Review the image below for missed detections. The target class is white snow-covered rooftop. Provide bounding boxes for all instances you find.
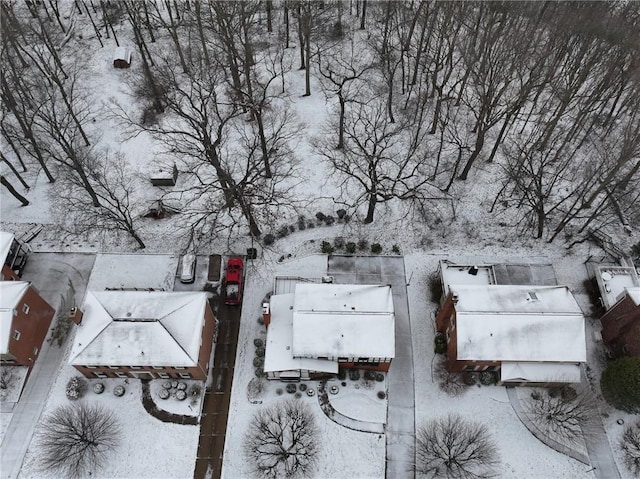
[451,285,586,363]
[292,283,395,359]
[263,293,338,375]
[0,231,14,265]
[0,281,30,355]
[440,261,495,295]
[625,287,640,306]
[594,265,640,310]
[69,291,208,367]
[451,284,584,314]
[500,362,581,383]
[113,46,131,63]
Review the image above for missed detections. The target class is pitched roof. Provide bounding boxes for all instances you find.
[0,231,14,265]
[69,291,208,367]
[0,281,30,355]
[292,283,395,359]
[451,285,586,363]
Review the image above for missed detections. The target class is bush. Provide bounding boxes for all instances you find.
[93,383,105,394]
[255,347,265,357]
[176,390,187,401]
[479,371,497,386]
[336,209,347,219]
[297,216,307,231]
[348,369,360,381]
[321,241,334,254]
[113,385,125,397]
[324,215,335,226]
[255,368,264,378]
[337,369,346,380]
[392,244,401,254]
[601,357,640,413]
[375,373,384,382]
[263,234,275,246]
[357,239,368,251]
[315,212,326,222]
[364,371,376,381]
[276,388,283,395]
[434,333,447,354]
[377,391,386,400]
[371,243,382,254]
[253,357,264,368]
[429,273,443,304]
[346,242,357,254]
[254,338,264,348]
[158,388,170,400]
[299,383,307,391]
[286,383,297,394]
[462,372,477,386]
[334,237,345,249]
[561,386,578,402]
[66,377,87,400]
[277,226,290,238]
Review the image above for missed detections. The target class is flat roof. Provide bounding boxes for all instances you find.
[70,291,208,367]
[292,283,395,359]
[501,362,581,383]
[594,265,640,310]
[263,294,338,374]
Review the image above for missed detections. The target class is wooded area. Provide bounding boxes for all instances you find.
[1,1,638,247]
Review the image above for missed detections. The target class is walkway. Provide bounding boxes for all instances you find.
[193,302,241,479]
[316,381,384,434]
[140,380,198,425]
[0,253,95,479]
[328,255,415,479]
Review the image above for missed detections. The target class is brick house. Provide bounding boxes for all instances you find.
[435,284,586,385]
[263,282,395,380]
[0,281,55,367]
[69,291,216,381]
[1,231,29,280]
[600,287,640,358]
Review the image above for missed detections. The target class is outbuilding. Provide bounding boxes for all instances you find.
[113,46,131,68]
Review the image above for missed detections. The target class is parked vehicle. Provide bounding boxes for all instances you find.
[224,257,244,305]
[179,254,197,284]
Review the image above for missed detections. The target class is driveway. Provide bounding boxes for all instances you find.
[1,253,95,479]
[328,255,415,479]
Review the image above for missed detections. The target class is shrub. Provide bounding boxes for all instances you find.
[337,369,346,380]
[254,338,264,348]
[277,226,290,238]
[346,242,357,254]
[289,225,296,233]
[66,377,87,401]
[255,347,265,358]
[371,243,382,254]
[324,215,335,226]
[343,214,351,223]
[158,388,170,400]
[375,373,384,382]
[364,371,376,381]
[295,392,302,399]
[336,209,347,219]
[462,372,477,386]
[189,384,202,397]
[434,333,447,354]
[334,237,345,249]
[286,383,297,394]
[357,239,368,251]
[113,385,125,397]
[263,234,275,246]
[255,368,264,378]
[621,420,640,476]
[176,390,187,401]
[392,244,401,254]
[276,388,283,395]
[253,357,264,368]
[479,371,497,386]
[321,241,334,254]
[315,212,326,222]
[93,383,105,394]
[297,216,307,231]
[377,391,386,400]
[429,273,443,304]
[601,357,640,413]
[348,369,360,381]
[561,386,578,402]
[299,383,307,392]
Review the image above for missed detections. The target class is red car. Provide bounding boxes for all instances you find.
[224,257,244,305]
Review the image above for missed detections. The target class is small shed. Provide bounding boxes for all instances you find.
[113,47,131,69]
[149,164,178,186]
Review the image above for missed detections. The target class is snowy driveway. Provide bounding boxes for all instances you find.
[328,255,415,479]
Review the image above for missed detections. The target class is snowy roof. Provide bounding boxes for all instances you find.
[292,283,395,359]
[0,231,14,265]
[113,47,131,63]
[0,281,30,355]
[69,291,208,367]
[594,265,640,310]
[450,285,584,315]
[440,261,495,295]
[451,285,586,363]
[625,287,640,306]
[263,294,338,374]
[500,362,581,383]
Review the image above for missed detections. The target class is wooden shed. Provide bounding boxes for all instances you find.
[113,47,131,68]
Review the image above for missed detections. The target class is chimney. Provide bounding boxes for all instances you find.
[262,302,271,328]
[69,306,83,325]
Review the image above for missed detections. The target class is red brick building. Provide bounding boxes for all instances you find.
[600,287,640,358]
[1,281,55,367]
[69,291,217,381]
[1,232,29,281]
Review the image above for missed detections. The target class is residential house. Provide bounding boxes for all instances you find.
[263,282,395,380]
[0,281,55,367]
[600,287,640,358]
[69,291,216,381]
[1,231,29,280]
[436,284,587,385]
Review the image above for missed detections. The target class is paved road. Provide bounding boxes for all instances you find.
[328,255,415,479]
[1,253,95,479]
[193,302,241,479]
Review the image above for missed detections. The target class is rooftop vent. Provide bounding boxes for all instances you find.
[526,291,539,302]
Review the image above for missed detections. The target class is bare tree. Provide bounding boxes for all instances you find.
[433,357,468,398]
[244,399,319,479]
[38,403,120,478]
[0,175,29,206]
[621,420,640,477]
[526,386,597,444]
[0,366,18,401]
[416,413,499,479]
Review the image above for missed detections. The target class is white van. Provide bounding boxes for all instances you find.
[180,254,197,283]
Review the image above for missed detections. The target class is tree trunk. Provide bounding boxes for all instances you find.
[337,94,345,149]
[297,2,305,70]
[458,126,486,180]
[304,10,311,97]
[0,154,29,189]
[360,0,367,30]
[364,191,376,223]
[0,175,29,206]
[266,0,273,32]
[195,0,210,66]
[284,3,290,48]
